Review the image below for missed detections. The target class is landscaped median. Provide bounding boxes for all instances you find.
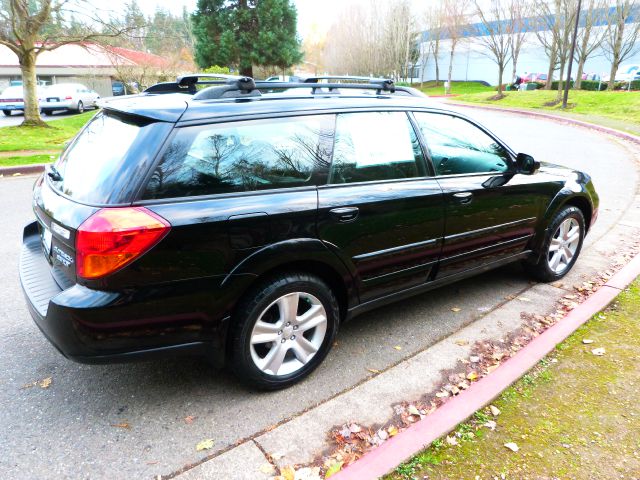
[387,279,640,480]
[0,111,96,171]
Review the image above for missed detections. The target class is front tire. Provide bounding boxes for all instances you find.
[76,101,84,113]
[230,272,339,390]
[2,110,11,116]
[524,205,585,282]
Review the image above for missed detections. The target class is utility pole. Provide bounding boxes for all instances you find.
[563,0,582,109]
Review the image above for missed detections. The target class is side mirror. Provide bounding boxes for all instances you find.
[516,153,540,175]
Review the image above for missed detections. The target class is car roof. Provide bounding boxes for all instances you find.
[101,92,442,124]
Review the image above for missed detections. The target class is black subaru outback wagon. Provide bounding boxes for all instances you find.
[20,75,598,389]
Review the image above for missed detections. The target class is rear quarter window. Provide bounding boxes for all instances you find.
[143,115,332,199]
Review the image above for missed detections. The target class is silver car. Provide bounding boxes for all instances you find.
[40,83,100,115]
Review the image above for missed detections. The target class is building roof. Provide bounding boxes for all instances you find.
[0,43,169,69]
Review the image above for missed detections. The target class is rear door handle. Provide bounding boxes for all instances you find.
[329,206,359,222]
[453,192,473,204]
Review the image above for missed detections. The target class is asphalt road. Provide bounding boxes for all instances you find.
[0,108,637,479]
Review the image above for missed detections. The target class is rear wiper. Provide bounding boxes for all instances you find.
[47,164,63,182]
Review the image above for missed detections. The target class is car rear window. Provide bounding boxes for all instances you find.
[142,115,331,199]
[52,111,169,204]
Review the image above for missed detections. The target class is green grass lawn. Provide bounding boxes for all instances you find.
[456,90,640,127]
[418,80,496,96]
[0,111,96,152]
[0,153,57,168]
[387,279,640,480]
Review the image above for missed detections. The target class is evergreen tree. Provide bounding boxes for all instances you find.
[192,0,302,77]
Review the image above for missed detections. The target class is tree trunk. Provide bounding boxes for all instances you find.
[239,65,254,78]
[575,54,586,90]
[545,47,557,90]
[446,45,455,94]
[497,64,504,96]
[556,56,566,101]
[608,60,619,90]
[434,41,440,86]
[511,56,518,86]
[20,51,46,127]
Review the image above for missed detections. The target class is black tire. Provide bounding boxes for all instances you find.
[2,110,11,116]
[229,272,339,390]
[42,110,52,116]
[76,101,84,113]
[524,205,585,282]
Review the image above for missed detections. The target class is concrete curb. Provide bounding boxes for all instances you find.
[0,163,46,176]
[333,250,640,480]
[445,101,640,147]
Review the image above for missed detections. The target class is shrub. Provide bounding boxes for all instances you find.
[550,80,575,90]
[203,65,231,74]
[580,80,607,91]
[613,80,640,91]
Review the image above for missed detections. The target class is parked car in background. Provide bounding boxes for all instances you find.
[602,64,640,82]
[111,81,126,96]
[40,83,100,115]
[522,73,548,84]
[0,85,44,116]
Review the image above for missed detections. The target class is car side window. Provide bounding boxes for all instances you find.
[328,111,425,184]
[143,116,330,199]
[413,112,510,176]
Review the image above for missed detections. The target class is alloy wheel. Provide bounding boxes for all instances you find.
[547,217,580,274]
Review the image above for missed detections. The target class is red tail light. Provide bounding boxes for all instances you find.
[76,207,171,279]
[64,96,72,100]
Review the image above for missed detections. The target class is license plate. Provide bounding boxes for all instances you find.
[47,98,59,102]
[42,226,52,256]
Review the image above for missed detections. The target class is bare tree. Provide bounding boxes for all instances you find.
[574,0,608,89]
[443,0,471,94]
[508,0,531,84]
[421,3,444,86]
[0,0,130,126]
[474,0,512,97]
[603,0,640,90]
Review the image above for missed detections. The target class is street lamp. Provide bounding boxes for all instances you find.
[563,0,582,109]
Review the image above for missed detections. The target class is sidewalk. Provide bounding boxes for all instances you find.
[388,279,640,480]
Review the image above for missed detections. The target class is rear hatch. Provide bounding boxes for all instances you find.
[34,110,174,289]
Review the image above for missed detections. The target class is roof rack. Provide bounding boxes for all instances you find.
[144,74,425,99]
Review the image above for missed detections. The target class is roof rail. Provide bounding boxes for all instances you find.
[144,74,254,95]
[301,75,391,84]
[254,80,397,95]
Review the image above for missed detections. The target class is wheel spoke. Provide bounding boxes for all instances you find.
[291,336,318,364]
[549,251,562,271]
[549,238,562,252]
[251,321,280,345]
[260,342,289,375]
[566,226,580,245]
[296,304,326,332]
[277,293,299,323]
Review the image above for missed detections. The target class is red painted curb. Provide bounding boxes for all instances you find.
[333,256,640,480]
[0,163,46,177]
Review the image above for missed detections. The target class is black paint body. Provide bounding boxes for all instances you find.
[20,94,599,366]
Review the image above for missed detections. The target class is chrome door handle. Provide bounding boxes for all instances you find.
[453,192,473,204]
[329,207,359,222]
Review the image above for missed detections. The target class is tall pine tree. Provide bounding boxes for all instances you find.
[192,0,302,77]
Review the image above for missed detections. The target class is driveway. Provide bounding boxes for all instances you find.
[0,110,83,127]
[0,108,637,479]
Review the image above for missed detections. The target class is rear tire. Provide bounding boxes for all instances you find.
[76,101,84,113]
[524,205,585,282]
[42,110,52,116]
[229,272,339,390]
[2,110,11,116]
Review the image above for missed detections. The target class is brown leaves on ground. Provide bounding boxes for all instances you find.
[111,422,131,429]
[21,377,52,389]
[195,438,214,451]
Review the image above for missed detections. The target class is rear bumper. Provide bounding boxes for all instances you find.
[19,224,231,366]
[0,104,23,111]
[40,101,74,110]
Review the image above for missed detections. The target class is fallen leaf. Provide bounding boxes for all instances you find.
[490,405,501,416]
[387,425,399,437]
[196,438,214,451]
[259,463,276,474]
[325,460,344,478]
[184,415,195,424]
[393,345,402,351]
[470,355,480,363]
[446,435,458,446]
[377,429,388,441]
[519,297,531,302]
[451,307,461,312]
[408,405,421,416]
[111,422,131,429]
[38,377,52,389]
[582,339,594,344]
[591,347,606,356]
[296,467,321,480]
[455,339,469,346]
[349,423,362,434]
[366,368,381,374]
[504,442,520,452]
[281,465,296,480]
[436,390,450,398]
[467,371,478,381]
[484,420,497,430]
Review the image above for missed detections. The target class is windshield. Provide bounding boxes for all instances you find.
[51,111,169,204]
